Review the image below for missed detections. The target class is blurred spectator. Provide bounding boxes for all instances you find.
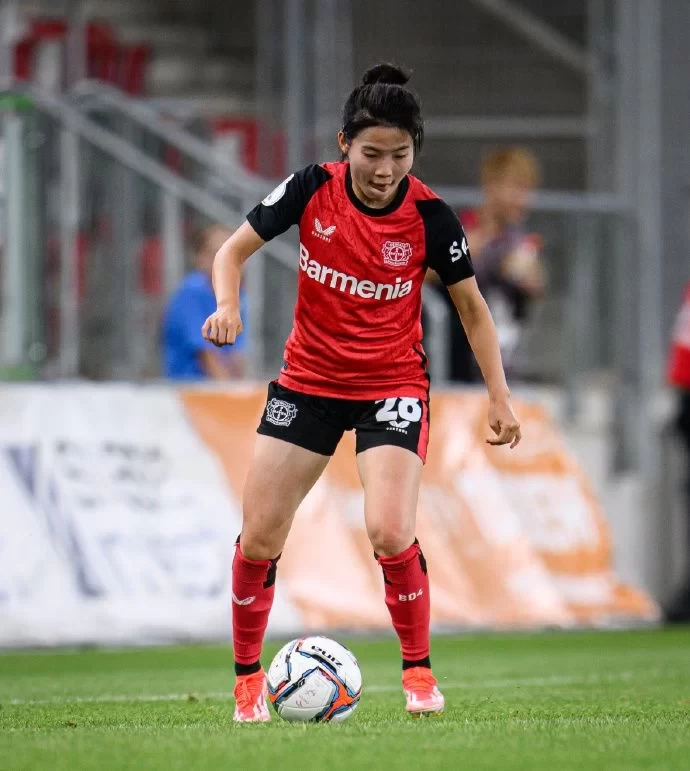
[162,225,248,380]
[465,148,544,373]
[426,147,544,382]
[665,281,690,623]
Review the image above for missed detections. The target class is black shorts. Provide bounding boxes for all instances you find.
[257,382,430,462]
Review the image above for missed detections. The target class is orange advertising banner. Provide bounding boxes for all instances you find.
[182,388,658,630]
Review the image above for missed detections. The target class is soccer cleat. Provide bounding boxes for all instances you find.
[233,669,271,723]
[402,667,445,718]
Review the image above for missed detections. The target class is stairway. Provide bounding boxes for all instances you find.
[19,0,255,116]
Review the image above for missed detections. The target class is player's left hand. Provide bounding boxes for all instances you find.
[487,397,521,449]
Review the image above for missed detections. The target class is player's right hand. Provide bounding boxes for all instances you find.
[202,306,243,347]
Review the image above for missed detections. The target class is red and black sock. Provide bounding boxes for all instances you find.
[376,539,432,670]
[232,537,279,676]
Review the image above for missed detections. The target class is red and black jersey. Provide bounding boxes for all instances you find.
[246,161,474,400]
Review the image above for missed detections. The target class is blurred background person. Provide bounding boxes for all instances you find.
[463,147,544,377]
[426,147,544,383]
[162,225,249,381]
[665,280,690,623]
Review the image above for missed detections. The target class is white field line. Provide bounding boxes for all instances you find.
[4,670,639,707]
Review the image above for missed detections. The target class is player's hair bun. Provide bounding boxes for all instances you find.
[361,64,410,87]
[342,62,423,154]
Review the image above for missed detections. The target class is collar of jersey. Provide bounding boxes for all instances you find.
[345,165,410,217]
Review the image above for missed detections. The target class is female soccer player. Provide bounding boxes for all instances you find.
[203,64,521,722]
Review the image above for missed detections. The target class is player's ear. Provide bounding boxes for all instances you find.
[337,131,350,157]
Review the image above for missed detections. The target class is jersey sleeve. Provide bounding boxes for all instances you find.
[416,198,475,286]
[246,164,331,242]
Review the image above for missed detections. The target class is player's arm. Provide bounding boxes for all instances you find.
[203,167,330,347]
[447,278,520,448]
[420,197,520,448]
[202,222,264,347]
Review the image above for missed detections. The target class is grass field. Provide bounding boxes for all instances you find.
[1,627,689,770]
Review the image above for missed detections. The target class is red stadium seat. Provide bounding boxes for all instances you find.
[120,43,150,95]
[13,16,150,94]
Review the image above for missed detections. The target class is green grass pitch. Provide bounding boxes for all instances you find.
[1,628,689,770]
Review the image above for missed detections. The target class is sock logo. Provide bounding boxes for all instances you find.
[232,593,256,606]
[398,588,424,602]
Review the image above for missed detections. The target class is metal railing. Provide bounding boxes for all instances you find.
[71,80,268,201]
[0,84,297,379]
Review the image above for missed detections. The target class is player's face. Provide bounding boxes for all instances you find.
[339,127,414,208]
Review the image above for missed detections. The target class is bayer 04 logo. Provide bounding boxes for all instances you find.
[265,398,298,427]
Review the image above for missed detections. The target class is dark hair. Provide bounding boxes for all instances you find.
[341,63,424,154]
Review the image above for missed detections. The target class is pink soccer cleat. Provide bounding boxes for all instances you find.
[233,669,271,723]
[402,667,445,718]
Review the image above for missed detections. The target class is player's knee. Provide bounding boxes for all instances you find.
[368,522,414,558]
[241,497,293,560]
[239,530,282,561]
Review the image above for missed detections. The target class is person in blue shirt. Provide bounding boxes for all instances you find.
[163,225,249,380]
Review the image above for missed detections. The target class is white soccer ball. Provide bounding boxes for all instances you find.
[267,636,362,723]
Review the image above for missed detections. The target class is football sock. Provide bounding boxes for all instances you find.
[232,539,279,675]
[376,539,431,668]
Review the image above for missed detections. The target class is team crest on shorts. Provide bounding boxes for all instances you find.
[382,240,413,267]
[265,398,298,427]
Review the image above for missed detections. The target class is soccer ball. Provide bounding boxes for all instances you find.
[267,636,362,723]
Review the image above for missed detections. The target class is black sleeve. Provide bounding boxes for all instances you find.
[246,164,331,242]
[416,198,475,286]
